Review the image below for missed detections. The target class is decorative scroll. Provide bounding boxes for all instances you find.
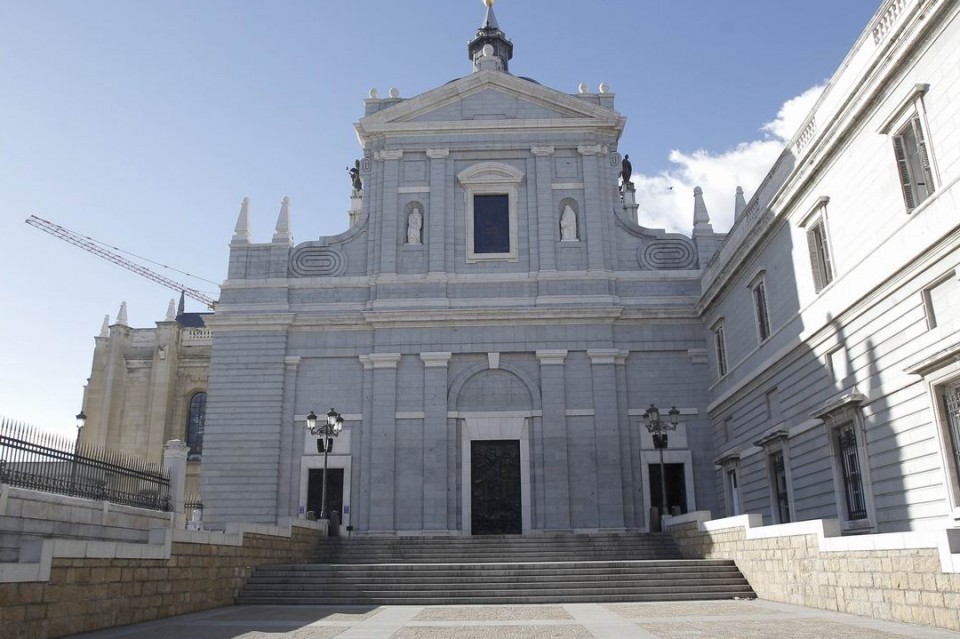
[290,245,347,277]
[638,238,697,270]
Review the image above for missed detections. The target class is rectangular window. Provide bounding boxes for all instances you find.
[752,279,771,342]
[771,451,791,523]
[836,423,867,521]
[807,220,834,293]
[714,322,728,377]
[924,272,959,330]
[893,114,935,211]
[943,384,960,497]
[473,194,510,254]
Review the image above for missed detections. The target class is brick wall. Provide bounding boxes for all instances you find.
[0,522,324,639]
[666,511,960,632]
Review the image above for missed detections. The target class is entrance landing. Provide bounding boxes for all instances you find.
[63,600,960,639]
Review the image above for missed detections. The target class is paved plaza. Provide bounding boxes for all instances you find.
[64,600,960,639]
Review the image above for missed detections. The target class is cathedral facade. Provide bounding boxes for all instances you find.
[81,0,960,537]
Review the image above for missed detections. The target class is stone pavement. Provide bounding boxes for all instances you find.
[63,600,960,639]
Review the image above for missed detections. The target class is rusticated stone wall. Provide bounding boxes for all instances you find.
[666,512,960,632]
[0,524,323,639]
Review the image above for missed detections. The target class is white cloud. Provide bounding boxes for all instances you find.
[632,84,824,234]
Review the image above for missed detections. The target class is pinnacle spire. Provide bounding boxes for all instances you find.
[233,197,251,243]
[734,186,747,221]
[693,186,713,233]
[468,0,513,73]
[116,301,128,326]
[166,299,176,321]
[99,315,110,338]
[273,196,293,245]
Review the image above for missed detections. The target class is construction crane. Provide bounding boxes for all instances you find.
[25,215,218,309]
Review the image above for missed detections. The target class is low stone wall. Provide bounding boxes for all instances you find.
[0,484,173,562]
[0,520,326,639]
[664,511,960,632]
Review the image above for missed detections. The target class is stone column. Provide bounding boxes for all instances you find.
[378,150,403,274]
[536,350,571,530]
[162,439,189,516]
[421,352,452,530]
[278,356,301,521]
[588,349,626,528]
[578,145,607,271]
[368,353,402,532]
[426,149,449,275]
[532,146,556,272]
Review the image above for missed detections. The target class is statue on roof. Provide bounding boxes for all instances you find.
[619,154,633,193]
[347,160,363,192]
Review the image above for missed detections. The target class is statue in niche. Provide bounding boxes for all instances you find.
[407,205,423,244]
[560,205,578,241]
[347,159,363,192]
[619,154,633,191]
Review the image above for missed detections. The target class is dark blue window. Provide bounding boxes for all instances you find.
[186,392,206,460]
[474,194,510,254]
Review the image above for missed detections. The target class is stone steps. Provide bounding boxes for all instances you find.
[237,533,755,605]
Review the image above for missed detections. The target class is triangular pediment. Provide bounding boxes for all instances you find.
[356,71,624,138]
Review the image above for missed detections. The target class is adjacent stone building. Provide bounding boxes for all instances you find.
[82,0,960,537]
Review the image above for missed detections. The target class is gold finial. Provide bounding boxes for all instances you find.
[484,0,495,7]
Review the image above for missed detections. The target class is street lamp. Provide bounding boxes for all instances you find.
[306,408,343,520]
[72,410,87,493]
[643,404,680,529]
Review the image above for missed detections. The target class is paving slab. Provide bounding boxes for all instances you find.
[62,600,960,639]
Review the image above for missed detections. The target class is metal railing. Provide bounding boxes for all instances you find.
[0,417,170,511]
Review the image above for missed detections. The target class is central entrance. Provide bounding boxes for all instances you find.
[471,440,522,535]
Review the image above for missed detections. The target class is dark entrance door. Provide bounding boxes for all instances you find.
[471,440,522,535]
[649,463,687,516]
[307,468,344,518]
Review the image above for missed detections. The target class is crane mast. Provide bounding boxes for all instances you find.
[25,215,218,309]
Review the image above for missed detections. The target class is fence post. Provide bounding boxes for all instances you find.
[162,440,188,519]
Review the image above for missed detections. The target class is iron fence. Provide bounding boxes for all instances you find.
[0,417,170,511]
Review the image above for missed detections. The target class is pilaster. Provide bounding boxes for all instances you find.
[421,352,452,530]
[368,353,402,531]
[357,355,374,530]
[579,145,607,271]
[532,146,556,272]
[536,349,571,529]
[426,149,449,274]
[278,356,301,521]
[378,150,403,274]
[588,349,626,528]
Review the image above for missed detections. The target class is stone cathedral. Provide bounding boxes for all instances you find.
[197,2,722,533]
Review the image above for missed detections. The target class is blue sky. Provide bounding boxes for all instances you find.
[0,0,881,438]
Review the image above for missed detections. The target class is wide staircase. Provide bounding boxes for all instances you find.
[237,533,755,605]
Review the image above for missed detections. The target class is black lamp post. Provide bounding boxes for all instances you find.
[643,404,680,525]
[306,408,343,520]
[72,410,86,492]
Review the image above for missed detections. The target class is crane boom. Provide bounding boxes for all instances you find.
[26,215,218,308]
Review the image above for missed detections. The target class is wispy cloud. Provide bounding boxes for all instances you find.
[632,84,825,234]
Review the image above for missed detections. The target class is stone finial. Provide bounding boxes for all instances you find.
[368,88,379,99]
[273,196,293,245]
[165,299,176,321]
[99,315,110,338]
[693,186,713,232]
[598,82,610,94]
[734,186,747,221]
[233,197,251,243]
[389,87,400,98]
[116,302,128,326]
[578,82,589,95]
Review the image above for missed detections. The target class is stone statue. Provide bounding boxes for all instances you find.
[407,206,423,244]
[560,205,578,241]
[619,154,632,190]
[347,160,363,192]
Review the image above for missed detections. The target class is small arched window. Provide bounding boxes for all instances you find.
[186,392,207,460]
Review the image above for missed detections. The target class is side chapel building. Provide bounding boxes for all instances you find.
[80,0,960,536]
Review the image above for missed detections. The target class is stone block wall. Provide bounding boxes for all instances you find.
[0,521,325,639]
[665,511,960,632]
